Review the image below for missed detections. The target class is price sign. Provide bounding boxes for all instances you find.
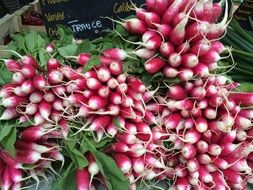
[39,0,145,39]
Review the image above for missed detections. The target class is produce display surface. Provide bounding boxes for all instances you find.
[0,0,253,190]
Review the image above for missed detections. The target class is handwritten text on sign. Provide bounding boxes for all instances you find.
[39,0,145,39]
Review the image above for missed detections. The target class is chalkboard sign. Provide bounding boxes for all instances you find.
[233,0,253,31]
[39,0,145,39]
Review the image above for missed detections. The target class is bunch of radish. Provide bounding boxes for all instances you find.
[0,140,62,190]
[1,0,253,189]
[113,0,228,80]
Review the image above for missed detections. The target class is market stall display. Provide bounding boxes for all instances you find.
[0,0,253,190]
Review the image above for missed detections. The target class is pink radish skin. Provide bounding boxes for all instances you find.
[9,168,23,183]
[167,84,187,100]
[155,23,172,39]
[12,72,26,85]
[181,54,199,68]
[0,84,16,98]
[77,53,90,66]
[21,55,37,67]
[200,50,221,64]
[184,128,201,144]
[97,67,111,82]
[87,153,99,181]
[228,92,253,106]
[113,153,132,173]
[103,48,128,61]
[193,63,210,78]
[181,143,197,159]
[109,61,123,75]
[176,42,191,54]
[127,77,146,93]
[163,66,178,78]
[144,154,165,169]
[21,64,36,78]
[47,58,60,71]
[76,168,90,190]
[29,91,44,104]
[124,18,148,35]
[190,42,211,56]
[168,53,182,67]
[86,78,102,90]
[145,57,166,74]
[178,68,193,81]
[164,113,181,129]
[0,152,21,169]
[46,43,55,53]
[33,75,47,90]
[21,79,35,94]
[15,150,42,164]
[39,101,51,120]
[1,96,26,108]
[98,86,110,98]
[19,126,47,142]
[187,158,199,173]
[112,141,129,152]
[212,157,229,170]
[43,91,55,103]
[136,9,161,28]
[48,70,64,84]
[89,116,111,131]
[0,108,19,120]
[223,169,243,184]
[162,0,184,25]
[88,95,108,110]
[0,59,21,72]
[176,177,191,190]
[2,166,11,190]
[142,31,157,43]
[116,133,137,145]
[175,165,187,177]
[132,158,145,174]
[160,42,175,58]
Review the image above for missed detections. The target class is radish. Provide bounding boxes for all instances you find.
[33,75,47,91]
[21,64,36,78]
[0,108,19,120]
[48,69,64,84]
[47,58,60,71]
[76,168,90,190]
[39,101,51,120]
[112,141,129,152]
[15,150,42,164]
[181,54,199,68]
[88,95,108,110]
[12,72,26,85]
[168,53,182,67]
[154,23,172,39]
[0,84,16,98]
[0,59,21,72]
[132,157,145,174]
[87,153,99,183]
[163,66,178,78]
[46,43,55,53]
[113,153,132,173]
[162,0,184,25]
[116,133,137,145]
[159,42,175,58]
[1,166,11,190]
[181,143,197,159]
[77,53,90,66]
[89,116,111,131]
[1,96,26,108]
[19,126,48,142]
[97,67,111,82]
[145,57,166,74]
